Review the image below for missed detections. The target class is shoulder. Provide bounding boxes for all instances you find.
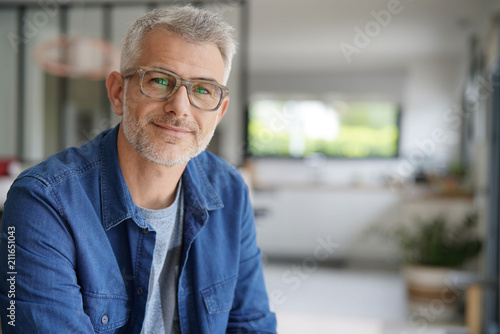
[14,129,110,188]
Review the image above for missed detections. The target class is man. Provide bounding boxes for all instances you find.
[0,6,277,333]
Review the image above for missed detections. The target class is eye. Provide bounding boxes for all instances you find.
[152,77,169,86]
[193,84,211,95]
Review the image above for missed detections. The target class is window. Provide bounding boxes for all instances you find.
[247,99,400,158]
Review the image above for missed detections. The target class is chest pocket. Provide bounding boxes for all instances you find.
[82,290,131,333]
[200,275,238,333]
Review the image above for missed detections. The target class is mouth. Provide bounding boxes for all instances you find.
[154,122,194,136]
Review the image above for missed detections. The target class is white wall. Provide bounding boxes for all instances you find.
[399,56,467,173]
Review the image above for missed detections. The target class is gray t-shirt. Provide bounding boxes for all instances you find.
[139,183,183,334]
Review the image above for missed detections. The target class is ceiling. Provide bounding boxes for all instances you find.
[248,0,498,73]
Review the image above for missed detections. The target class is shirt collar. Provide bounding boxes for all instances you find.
[100,124,142,230]
[183,155,224,212]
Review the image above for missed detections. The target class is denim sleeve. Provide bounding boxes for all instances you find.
[226,185,277,334]
[0,177,95,333]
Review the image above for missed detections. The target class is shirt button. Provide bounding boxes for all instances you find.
[101,314,109,324]
[136,287,144,295]
[142,228,149,234]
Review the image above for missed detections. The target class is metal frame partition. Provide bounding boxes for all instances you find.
[484,20,500,334]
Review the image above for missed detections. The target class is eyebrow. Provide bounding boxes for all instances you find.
[147,64,220,83]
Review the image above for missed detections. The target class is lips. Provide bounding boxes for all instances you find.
[153,122,196,137]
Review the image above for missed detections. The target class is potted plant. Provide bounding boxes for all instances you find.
[372,213,482,323]
[394,213,481,267]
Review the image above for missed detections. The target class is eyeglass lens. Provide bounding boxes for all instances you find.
[141,70,223,110]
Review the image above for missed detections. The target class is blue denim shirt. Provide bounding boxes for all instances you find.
[0,125,276,333]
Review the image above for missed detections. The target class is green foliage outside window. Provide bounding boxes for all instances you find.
[248,99,400,158]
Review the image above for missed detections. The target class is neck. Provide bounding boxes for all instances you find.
[116,125,186,210]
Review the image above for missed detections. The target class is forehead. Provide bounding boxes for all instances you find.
[137,29,225,83]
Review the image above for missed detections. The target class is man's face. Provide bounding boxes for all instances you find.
[120,30,228,166]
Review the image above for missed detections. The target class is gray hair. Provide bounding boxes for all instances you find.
[120,6,237,83]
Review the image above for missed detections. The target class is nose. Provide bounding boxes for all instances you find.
[163,85,192,117]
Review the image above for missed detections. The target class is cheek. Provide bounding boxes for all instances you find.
[125,82,153,117]
[126,99,154,122]
[198,114,219,133]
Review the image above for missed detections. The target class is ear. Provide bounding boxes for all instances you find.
[106,71,125,116]
[216,96,230,125]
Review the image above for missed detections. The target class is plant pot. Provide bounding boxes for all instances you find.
[402,264,462,324]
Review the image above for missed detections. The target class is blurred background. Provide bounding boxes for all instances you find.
[0,0,499,333]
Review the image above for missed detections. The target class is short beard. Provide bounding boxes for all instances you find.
[121,83,218,166]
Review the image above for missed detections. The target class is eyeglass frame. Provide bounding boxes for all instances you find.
[121,66,230,111]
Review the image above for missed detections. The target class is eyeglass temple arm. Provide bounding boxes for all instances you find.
[121,68,140,78]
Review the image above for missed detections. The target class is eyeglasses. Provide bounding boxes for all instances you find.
[121,66,229,111]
